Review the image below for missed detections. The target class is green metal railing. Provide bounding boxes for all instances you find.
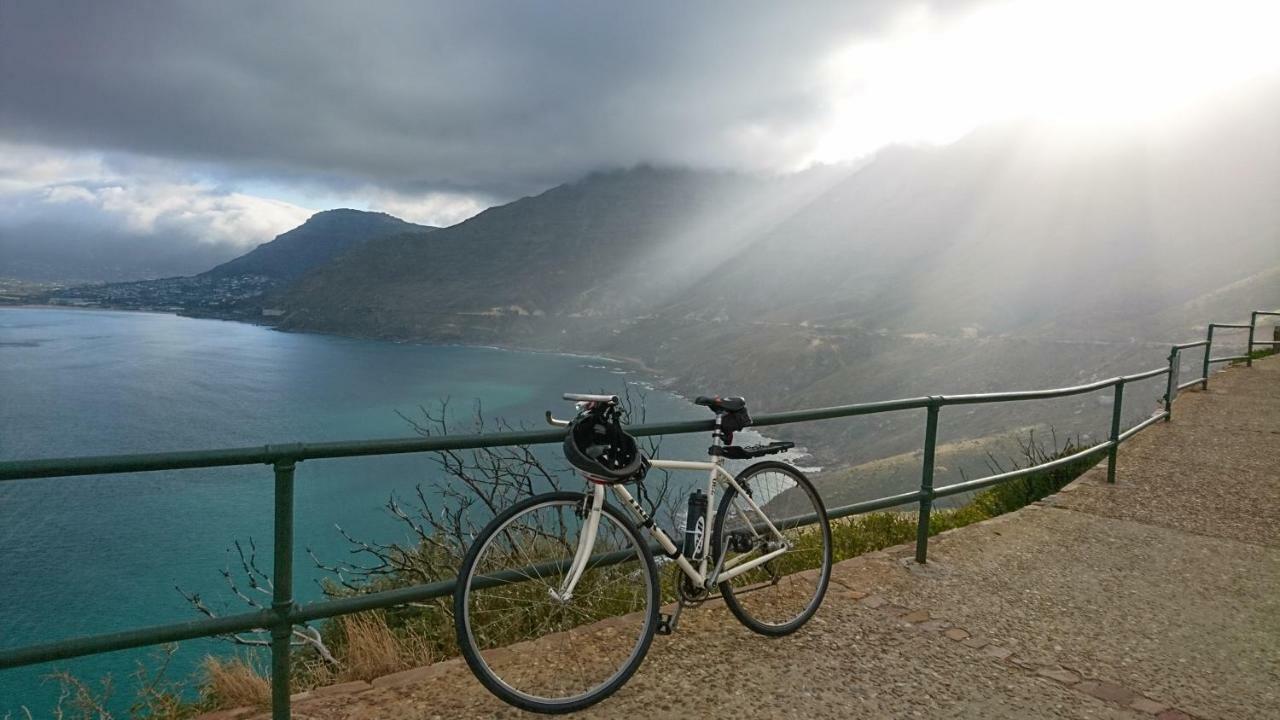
[1,308,1276,718]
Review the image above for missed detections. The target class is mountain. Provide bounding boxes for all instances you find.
[273,166,848,339]
[29,209,436,317]
[204,209,433,281]
[274,90,1280,354]
[271,85,1280,467]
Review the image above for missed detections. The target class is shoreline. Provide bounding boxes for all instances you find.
[1,304,656,372]
[4,304,836,468]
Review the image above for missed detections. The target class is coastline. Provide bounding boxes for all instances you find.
[4,304,828,469]
[2,304,657,373]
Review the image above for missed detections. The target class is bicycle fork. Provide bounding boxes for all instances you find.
[549,483,606,603]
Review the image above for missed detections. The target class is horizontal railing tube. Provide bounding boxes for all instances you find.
[0,399,929,483]
[0,479,979,671]
[1120,366,1171,382]
[1117,411,1169,442]
[0,610,275,670]
[933,443,1111,499]
[0,446,284,481]
[938,377,1119,405]
[749,396,935,425]
[0,361,1212,485]
[303,485,930,626]
[1177,378,1204,392]
[1172,340,1210,350]
[829,489,926,519]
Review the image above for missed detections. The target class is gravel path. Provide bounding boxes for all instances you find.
[1050,355,1280,547]
[208,355,1279,720]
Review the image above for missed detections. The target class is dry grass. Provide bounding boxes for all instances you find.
[199,656,270,709]
[334,611,434,682]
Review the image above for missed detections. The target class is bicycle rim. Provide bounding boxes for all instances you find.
[456,493,658,713]
[714,462,831,635]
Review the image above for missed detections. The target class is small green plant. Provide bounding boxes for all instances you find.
[1234,346,1277,365]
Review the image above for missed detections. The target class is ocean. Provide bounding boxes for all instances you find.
[0,307,713,715]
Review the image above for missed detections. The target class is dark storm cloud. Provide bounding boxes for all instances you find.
[0,0,955,198]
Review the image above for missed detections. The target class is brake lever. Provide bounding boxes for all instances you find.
[545,411,570,427]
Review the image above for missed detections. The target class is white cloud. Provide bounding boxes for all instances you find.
[807,0,1280,165]
[358,188,490,228]
[85,182,312,247]
[0,142,110,193]
[0,143,313,250]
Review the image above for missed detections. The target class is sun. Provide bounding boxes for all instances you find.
[810,0,1280,164]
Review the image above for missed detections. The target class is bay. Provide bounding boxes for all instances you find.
[0,308,709,715]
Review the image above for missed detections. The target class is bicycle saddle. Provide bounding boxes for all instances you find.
[693,395,746,413]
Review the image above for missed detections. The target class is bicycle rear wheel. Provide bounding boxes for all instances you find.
[712,461,831,636]
[454,490,659,714]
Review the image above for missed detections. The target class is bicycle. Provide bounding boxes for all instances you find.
[452,392,833,713]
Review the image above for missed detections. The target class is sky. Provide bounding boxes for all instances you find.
[2,0,1278,259]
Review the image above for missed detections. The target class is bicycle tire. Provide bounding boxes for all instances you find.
[454,490,660,714]
[712,461,832,636]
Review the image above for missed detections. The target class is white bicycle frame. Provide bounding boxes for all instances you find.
[551,422,790,603]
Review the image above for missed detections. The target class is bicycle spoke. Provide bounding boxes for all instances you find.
[458,496,656,709]
[716,465,831,635]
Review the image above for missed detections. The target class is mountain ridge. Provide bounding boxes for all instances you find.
[25,209,437,318]
[204,208,435,281]
[264,94,1280,463]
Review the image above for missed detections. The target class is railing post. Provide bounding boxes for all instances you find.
[1247,311,1257,367]
[915,400,940,564]
[1164,347,1178,421]
[1107,379,1125,484]
[270,458,296,720]
[1201,325,1214,390]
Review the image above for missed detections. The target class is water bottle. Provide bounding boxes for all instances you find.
[684,490,707,559]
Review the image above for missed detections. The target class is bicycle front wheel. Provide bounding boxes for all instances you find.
[454,490,659,714]
[713,461,832,636]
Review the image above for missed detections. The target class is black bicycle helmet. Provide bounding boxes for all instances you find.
[563,402,649,483]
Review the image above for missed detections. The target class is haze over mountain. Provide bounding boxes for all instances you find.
[274,82,1280,346]
[22,80,1278,462]
[0,230,245,283]
[255,82,1280,462]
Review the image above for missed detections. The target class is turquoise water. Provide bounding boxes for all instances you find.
[0,308,708,715]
